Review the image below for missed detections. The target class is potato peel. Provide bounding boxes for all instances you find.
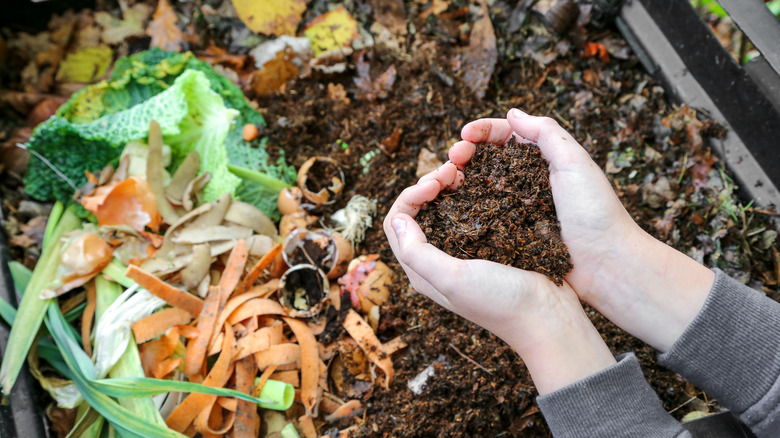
[343,309,393,389]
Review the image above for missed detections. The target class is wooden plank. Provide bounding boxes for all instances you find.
[717,0,780,77]
[618,0,780,210]
[616,0,780,208]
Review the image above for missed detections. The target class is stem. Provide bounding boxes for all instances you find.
[43,201,64,250]
[101,259,135,289]
[0,205,81,394]
[228,164,291,192]
[95,276,166,426]
[67,403,103,438]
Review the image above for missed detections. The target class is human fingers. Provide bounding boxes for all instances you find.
[385,179,441,220]
[461,118,514,144]
[389,214,463,298]
[506,108,591,168]
[417,161,459,189]
[448,141,476,168]
[382,209,456,311]
[383,179,442,265]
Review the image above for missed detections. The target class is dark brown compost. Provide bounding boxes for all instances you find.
[417,138,572,284]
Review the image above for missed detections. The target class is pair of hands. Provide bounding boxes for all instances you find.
[383,109,714,394]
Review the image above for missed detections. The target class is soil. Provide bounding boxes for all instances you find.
[253,41,778,437]
[2,2,779,437]
[417,138,572,285]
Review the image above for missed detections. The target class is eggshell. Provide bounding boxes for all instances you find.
[279,212,318,237]
[297,156,345,206]
[278,264,329,318]
[277,187,305,215]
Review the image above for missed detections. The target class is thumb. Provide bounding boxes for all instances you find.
[390,214,460,290]
[506,108,589,167]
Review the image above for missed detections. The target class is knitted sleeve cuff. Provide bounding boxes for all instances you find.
[537,353,685,438]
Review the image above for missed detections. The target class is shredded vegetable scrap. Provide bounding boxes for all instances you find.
[126,265,204,316]
[93,285,167,378]
[132,307,193,344]
[166,324,236,433]
[184,286,221,378]
[147,120,181,225]
[236,243,283,295]
[324,399,363,423]
[81,281,97,357]
[233,356,260,438]
[283,318,321,418]
[343,309,394,389]
[82,177,163,232]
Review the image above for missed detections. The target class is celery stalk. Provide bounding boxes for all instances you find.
[0,203,81,394]
[101,259,135,289]
[94,275,166,426]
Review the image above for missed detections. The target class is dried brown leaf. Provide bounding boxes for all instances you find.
[249,48,300,96]
[354,53,397,102]
[460,0,497,99]
[232,0,306,36]
[147,0,183,52]
[371,0,408,34]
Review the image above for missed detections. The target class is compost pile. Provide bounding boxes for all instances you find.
[417,138,572,285]
[1,0,779,437]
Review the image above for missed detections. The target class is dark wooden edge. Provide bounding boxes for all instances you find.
[634,0,780,192]
[0,232,49,438]
[716,0,780,77]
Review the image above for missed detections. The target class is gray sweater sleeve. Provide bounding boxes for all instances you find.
[658,268,780,436]
[536,353,689,437]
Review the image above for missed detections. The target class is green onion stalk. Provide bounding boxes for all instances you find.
[94,275,166,426]
[0,202,81,393]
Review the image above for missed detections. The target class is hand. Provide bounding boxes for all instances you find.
[383,162,616,394]
[451,109,714,352]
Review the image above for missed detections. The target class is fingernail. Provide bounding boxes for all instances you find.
[511,108,529,119]
[392,217,407,238]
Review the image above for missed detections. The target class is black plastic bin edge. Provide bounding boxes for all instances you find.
[0,232,49,438]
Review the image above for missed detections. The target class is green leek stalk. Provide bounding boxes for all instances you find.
[227,164,292,191]
[254,378,295,411]
[94,275,166,426]
[0,203,81,393]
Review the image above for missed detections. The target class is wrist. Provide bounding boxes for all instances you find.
[505,284,617,395]
[586,225,714,352]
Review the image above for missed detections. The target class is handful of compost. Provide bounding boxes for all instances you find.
[417,138,573,285]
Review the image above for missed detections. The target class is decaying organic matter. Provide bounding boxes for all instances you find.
[418,138,572,285]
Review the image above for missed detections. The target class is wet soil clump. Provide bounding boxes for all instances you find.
[417,138,572,285]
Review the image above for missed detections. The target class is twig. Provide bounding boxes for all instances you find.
[677,152,688,184]
[552,110,574,130]
[448,343,493,374]
[748,208,780,216]
[668,396,698,414]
